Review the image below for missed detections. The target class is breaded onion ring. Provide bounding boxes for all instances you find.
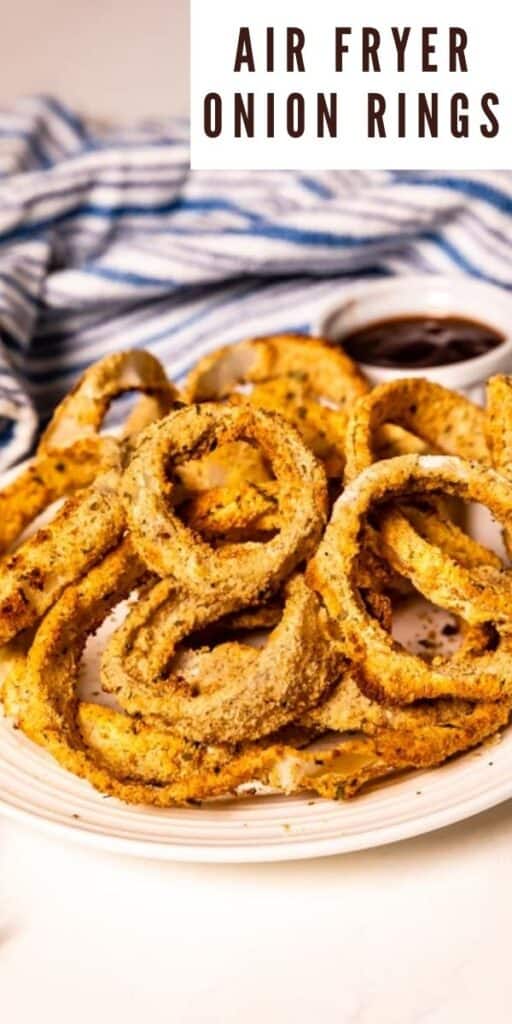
[177,439,271,492]
[242,378,349,478]
[486,375,512,478]
[0,436,118,557]
[344,378,489,482]
[0,467,125,645]
[300,624,505,730]
[122,404,327,606]
[308,454,512,704]
[379,502,509,625]
[174,439,278,539]
[179,335,367,543]
[0,351,179,562]
[486,374,512,554]
[101,573,339,743]
[297,695,511,799]
[186,333,368,407]
[186,333,368,480]
[39,349,179,452]
[344,378,493,604]
[78,700,510,801]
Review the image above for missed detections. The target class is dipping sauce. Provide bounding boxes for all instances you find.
[341,315,504,369]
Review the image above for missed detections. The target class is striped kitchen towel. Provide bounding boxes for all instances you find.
[1,94,512,469]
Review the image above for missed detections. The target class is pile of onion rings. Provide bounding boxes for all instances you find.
[2,334,512,808]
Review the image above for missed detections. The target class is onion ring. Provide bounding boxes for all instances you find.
[0,350,179,562]
[0,436,119,557]
[344,378,489,482]
[78,700,509,801]
[344,377,494,604]
[186,333,368,480]
[0,467,125,645]
[0,542,373,804]
[378,501,508,625]
[486,374,512,554]
[174,440,277,538]
[307,454,512,703]
[241,378,349,478]
[486,375,512,478]
[295,695,511,799]
[181,480,280,540]
[101,573,339,743]
[300,620,499,728]
[122,403,327,606]
[178,334,367,541]
[185,333,368,407]
[177,439,271,492]
[39,349,179,452]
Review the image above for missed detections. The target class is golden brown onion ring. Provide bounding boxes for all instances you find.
[344,378,492,606]
[308,454,512,704]
[0,351,179,562]
[39,349,179,452]
[174,439,277,538]
[177,439,271,493]
[486,374,512,554]
[78,700,510,801]
[344,378,488,482]
[486,375,512,478]
[0,467,125,645]
[397,503,502,571]
[299,670,510,798]
[298,696,511,799]
[301,620,503,728]
[379,502,508,625]
[0,436,118,557]
[186,333,368,481]
[242,378,348,478]
[180,334,364,540]
[122,404,327,606]
[186,333,368,406]
[101,573,339,743]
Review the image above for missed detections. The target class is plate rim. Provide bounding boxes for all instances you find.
[2,770,512,862]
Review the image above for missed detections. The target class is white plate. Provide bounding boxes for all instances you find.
[0,465,511,862]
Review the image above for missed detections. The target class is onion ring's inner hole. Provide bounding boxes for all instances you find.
[101,391,146,432]
[172,439,280,543]
[391,593,463,661]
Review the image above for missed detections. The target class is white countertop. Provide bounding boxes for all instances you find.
[1,804,510,1023]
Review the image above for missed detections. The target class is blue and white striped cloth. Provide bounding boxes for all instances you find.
[2,95,512,469]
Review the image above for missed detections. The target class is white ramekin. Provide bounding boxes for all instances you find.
[313,275,512,403]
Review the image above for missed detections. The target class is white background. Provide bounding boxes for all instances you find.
[191,0,512,169]
[1,3,512,1022]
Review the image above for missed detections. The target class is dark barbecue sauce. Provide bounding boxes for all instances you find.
[342,315,504,369]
